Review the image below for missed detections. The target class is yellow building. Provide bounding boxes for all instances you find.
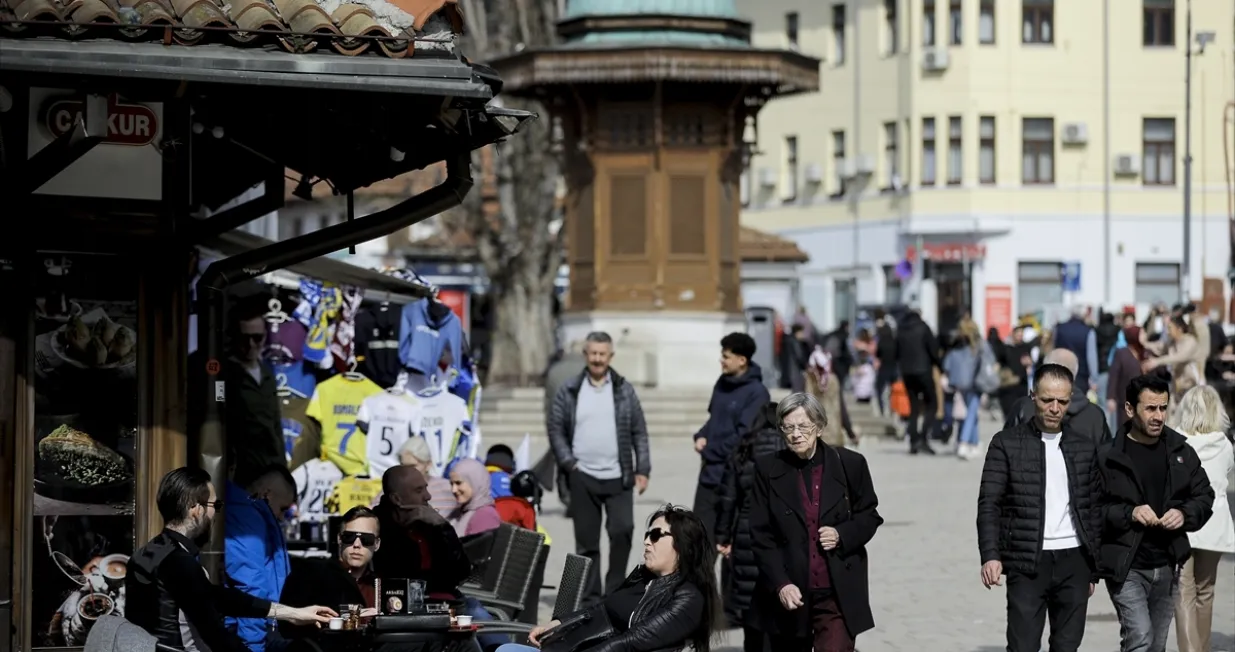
[737,0,1234,336]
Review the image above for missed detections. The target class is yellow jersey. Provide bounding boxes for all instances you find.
[306,374,382,476]
[325,475,383,514]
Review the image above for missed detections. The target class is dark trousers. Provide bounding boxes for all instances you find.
[874,367,896,415]
[742,625,772,652]
[692,482,717,542]
[1006,547,1092,652]
[571,469,634,603]
[769,590,855,652]
[902,372,937,445]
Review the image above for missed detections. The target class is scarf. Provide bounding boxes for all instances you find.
[446,458,494,537]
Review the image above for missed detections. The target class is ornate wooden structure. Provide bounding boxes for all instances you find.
[492,0,819,316]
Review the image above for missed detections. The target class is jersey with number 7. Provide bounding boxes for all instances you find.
[357,391,422,478]
[305,375,382,476]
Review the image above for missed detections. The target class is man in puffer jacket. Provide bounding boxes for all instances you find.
[977,363,1103,652]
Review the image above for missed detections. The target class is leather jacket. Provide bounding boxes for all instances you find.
[578,570,706,652]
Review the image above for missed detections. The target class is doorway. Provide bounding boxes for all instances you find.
[931,262,970,337]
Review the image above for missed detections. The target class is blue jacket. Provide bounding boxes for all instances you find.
[1054,318,1096,389]
[398,299,463,377]
[694,363,771,487]
[224,481,290,651]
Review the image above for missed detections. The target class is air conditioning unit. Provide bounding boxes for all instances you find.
[855,153,875,175]
[922,48,949,71]
[804,163,824,184]
[1113,153,1141,176]
[1061,122,1089,145]
[842,155,875,179]
[758,167,778,187]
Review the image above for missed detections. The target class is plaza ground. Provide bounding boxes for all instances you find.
[496,413,1235,652]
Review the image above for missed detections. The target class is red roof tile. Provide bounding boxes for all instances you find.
[1,0,462,57]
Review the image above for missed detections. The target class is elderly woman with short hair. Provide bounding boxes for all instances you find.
[748,392,883,652]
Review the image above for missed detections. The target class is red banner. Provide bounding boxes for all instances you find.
[436,289,470,336]
[985,285,1013,340]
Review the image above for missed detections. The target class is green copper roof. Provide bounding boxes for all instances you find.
[565,0,739,19]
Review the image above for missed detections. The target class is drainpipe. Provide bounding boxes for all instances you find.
[194,150,473,581]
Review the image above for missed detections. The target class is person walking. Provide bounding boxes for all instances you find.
[1098,374,1215,652]
[1166,386,1234,652]
[976,363,1103,652]
[943,320,997,459]
[715,401,784,652]
[894,307,942,455]
[748,392,883,652]
[693,332,771,541]
[1107,326,1146,434]
[873,311,898,417]
[1095,312,1122,424]
[1054,306,1099,396]
[547,331,652,603]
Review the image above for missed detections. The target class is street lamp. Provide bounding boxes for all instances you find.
[1182,0,1216,301]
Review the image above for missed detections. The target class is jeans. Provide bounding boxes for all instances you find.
[463,597,510,649]
[959,390,982,445]
[1108,566,1180,652]
[495,646,538,652]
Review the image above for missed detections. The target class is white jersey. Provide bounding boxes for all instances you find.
[414,388,473,478]
[357,391,421,478]
[292,458,343,522]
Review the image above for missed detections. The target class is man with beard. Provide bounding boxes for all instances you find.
[1098,375,1214,652]
[127,467,335,652]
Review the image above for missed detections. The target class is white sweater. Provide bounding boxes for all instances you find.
[1183,432,1235,554]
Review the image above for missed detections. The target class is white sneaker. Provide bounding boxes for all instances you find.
[957,444,973,460]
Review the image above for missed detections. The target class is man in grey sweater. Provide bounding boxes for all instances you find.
[547,331,651,604]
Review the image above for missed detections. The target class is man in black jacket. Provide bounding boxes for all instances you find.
[547,331,651,603]
[1098,374,1214,652]
[1004,349,1111,446]
[371,465,472,599]
[894,309,941,454]
[977,364,1102,652]
[873,311,898,417]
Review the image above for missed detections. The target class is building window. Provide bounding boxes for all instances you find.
[949,0,962,44]
[832,4,846,64]
[922,117,937,186]
[883,265,904,304]
[1021,117,1054,184]
[1144,0,1174,46]
[885,0,899,54]
[1135,262,1180,306]
[832,130,846,197]
[923,0,936,46]
[1018,262,1064,313]
[884,122,900,187]
[783,135,799,201]
[979,116,996,184]
[834,279,855,325]
[1022,0,1053,44]
[786,11,800,49]
[1143,118,1176,186]
[979,0,995,43]
[947,116,962,185]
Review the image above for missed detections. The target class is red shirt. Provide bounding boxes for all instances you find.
[798,458,832,590]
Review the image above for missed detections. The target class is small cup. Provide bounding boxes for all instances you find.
[328,617,344,631]
[455,615,473,627]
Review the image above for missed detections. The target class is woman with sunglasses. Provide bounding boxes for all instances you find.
[496,505,722,652]
[748,392,883,652]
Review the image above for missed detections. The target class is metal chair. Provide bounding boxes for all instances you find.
[460,522,516,594]
[551,553,592,620]
[465,525,545,621]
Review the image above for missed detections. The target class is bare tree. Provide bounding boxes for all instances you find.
[448,0,561,385]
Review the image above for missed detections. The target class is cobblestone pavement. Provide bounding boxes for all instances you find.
[518,413,1235,652]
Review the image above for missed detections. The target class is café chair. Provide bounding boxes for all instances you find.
[460,524,512,589]
[460,525,545,621]
[473,553,593,636]
[84,615,180,652]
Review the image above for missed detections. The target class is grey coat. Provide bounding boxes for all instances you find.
[547,368,651,489]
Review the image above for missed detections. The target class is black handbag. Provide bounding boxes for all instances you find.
[540,608,616,652]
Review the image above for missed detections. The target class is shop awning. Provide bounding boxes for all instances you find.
[205,230,433,303]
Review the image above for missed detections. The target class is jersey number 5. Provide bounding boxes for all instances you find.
[380,426,396,455]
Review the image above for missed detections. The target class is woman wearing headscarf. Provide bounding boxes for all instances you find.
[805,347,847,448]
[447,458,502,537]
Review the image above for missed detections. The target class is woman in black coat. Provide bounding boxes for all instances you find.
[749,392,883,652]
[715,401,785,652]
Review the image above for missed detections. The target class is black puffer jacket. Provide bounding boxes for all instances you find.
[715,402,786,625]
[1096,426,1214,583]
[571,568,707,652]
[977,421,1103,575]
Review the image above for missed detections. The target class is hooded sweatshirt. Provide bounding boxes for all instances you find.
[398,298,463,377]
[1181,431,1235,553]
[694,363,771,487]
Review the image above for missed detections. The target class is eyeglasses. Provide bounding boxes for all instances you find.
[780,423,817,435]
[340,531,378,548]
[201,501,223,510]
[645,528,673,544]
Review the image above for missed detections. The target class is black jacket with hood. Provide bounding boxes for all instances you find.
[694,363,771,488]
[1004,386,1111,446]
[1096,425,1214,583]
[893,312,940,377]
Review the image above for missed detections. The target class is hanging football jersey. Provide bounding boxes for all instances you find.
[326,475,383,514]
[306,374,382,476]
[414,387,473,478]
[354,303,403,388]
[292,458,343,523]
[357,391,421,479]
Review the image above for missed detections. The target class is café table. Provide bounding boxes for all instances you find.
[315,616,481,652]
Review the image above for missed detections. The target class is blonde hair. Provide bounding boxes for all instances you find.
[1169,385,1230,434]
[399,436,431,463]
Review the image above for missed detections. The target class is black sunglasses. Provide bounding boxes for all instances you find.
[340,531,378,548]
[645,528,672,544]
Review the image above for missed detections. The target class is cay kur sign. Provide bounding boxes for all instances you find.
[43,95,158,147]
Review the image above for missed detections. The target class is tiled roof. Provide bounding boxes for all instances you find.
[1,0,463,57]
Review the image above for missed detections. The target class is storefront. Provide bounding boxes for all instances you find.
[1,13,531,649]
